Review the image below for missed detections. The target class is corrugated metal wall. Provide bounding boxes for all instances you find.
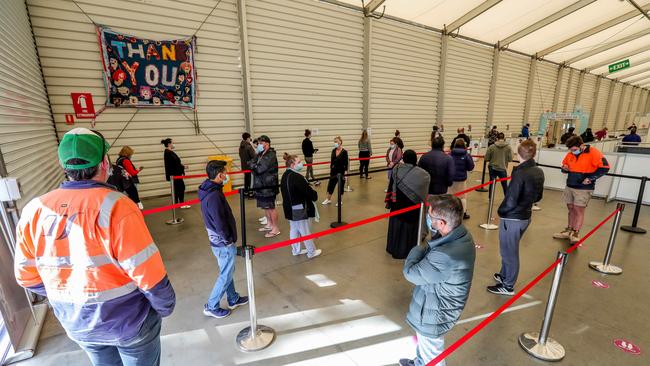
[370,18,440,156]
[616,85,631,130]
[592,79,611,129]
[27,0,246,198]
[0,0,62,209]
[606,83,622,130]
[442,38,493,140]
[564,69,579,113]
[556,68,570,112]
[247,0,363,175]
[580,74,597,118]
[492,52,529,130]
[527,61,557,132]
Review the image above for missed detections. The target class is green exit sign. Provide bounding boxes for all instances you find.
[609,59,630,73]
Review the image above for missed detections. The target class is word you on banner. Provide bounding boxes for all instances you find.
[97,27,197,109]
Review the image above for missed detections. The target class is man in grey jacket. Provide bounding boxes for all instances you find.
[484,132,512,195]
[400,195,476,366]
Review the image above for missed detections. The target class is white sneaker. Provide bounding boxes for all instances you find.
[532,204,541,211]
[335,202,342,207]
[307,249,322,259]
[137,202,144,210]
[180,205,191,209]
[292,249,308,256]
[384,189,388,193]
[344,186,353,192]
[322,199,332,205]
[259,217,268,225]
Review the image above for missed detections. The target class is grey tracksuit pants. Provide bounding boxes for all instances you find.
[499,218,530,289]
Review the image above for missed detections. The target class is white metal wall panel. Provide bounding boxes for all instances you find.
[616,85,631,130]
[627,88,640,126]
[579,74,597,120]
[592,79,611,129]
[556,68,570,113]
[527,61,557,133]
[27,0,246,198]
[492,52,529,131]
[442,38,492,141]
[0,0,62,209]
[371,19,440,157]
[247,0,363,175]
[565,69,579,113]
[606,83,622,130]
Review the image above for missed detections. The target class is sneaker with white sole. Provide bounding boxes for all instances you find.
[307,249,322,259]
[487,283,514,296]
[335,202,342,207]
[569,231,580,244]
[137,202,144,210]
[322,199,332,205]
[553,227,573,240]
[203,304,231,319]
[228,296,249,310]
[180,205,191,209]
[258,217,267,225]
[398,359,415,366]
[532,204,542,211]
[292,249,308,256]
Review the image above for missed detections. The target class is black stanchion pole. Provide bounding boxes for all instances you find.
[476,158,488,192]
[620,176,647,234]
[330,173,347,228]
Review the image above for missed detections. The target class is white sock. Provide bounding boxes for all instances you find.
[461,198,467,213]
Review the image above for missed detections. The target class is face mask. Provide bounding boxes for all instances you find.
[426,215,437,235]
[572,149,581,156]
[390,143,396,150]
[334,142,340,149]
[222,174,230,185]
[294,162,304,172]
[256,144,265,153]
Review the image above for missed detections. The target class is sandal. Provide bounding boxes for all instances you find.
[258,226,272,232]
[264,231,280,238]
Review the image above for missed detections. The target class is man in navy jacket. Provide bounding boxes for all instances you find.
[418,136,455,195]
[199,160,248,319]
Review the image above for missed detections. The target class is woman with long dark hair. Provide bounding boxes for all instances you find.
[161,138,190,209]
[358,130,372,179]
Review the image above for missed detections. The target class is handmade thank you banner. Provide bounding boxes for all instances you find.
[97,27,197,109]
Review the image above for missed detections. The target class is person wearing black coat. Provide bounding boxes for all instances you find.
[418,136,455,195]
[450,128,471,150]
[280,153,321,259]
[239,132,257,198]
[161,138,190,208]
[322,136,349,205]
[487,140,545,296]
[248,135,280,238]
[301,129,319,185]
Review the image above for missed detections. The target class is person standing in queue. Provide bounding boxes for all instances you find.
[594,126,608,141]
[580,128,595,143]
[249,135,281,238]
[199,160,249,319]
[399,194,476,366]
[418,136,455,195]
[450,128,470,150]
[553,136,610,244]
[560,126,576,145]
[484,132,512,196]
[117,146,144,209]
[487,140,544,296]
[449,140,475,219]
[162,138,190,209]
[521,123,530,139]
[281,153,322,259]
[622,126,642,145]
[386,137,404,185]
[15,128,176,365]
[302,129,320,185]
[487,125,499,146]
[385,150,430,259]
[239,132,257,198]
[358,129,373,179]
[322,136,348,206]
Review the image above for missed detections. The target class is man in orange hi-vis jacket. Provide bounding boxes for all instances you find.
[14,128,175,366]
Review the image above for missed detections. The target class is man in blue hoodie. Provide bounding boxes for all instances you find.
[199,160,248,319]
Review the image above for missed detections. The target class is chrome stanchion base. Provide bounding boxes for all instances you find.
[236,325,276,352]
[588,261,623,275]
[479,223,498,230]
[519,332,565,361]
[620,225,647,234]
[330,221,347,228]
[166,218,184,225]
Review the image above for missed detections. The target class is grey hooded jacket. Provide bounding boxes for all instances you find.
[404,224,476,338]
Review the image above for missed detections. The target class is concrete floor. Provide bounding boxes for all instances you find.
[14,170,649,366]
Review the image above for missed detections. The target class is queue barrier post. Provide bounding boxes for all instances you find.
[620,176,647,234]
[165,176,184,225]
[479,179,498,230]
[589,203,625,275]
[519,251,568,361]
[330,173,348,228]
[476,158,488,193]
[416,202,424,245]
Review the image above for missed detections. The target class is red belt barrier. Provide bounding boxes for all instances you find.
[142,189,239,216]
[426,207,621,366]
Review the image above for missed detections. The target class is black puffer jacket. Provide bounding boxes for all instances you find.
[497,159,545,220]
[249,148,279,198]
[280,169,318,220]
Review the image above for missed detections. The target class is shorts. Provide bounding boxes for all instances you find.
[563,187,593,207]
[256,196,276,209]
[449,180,467,199]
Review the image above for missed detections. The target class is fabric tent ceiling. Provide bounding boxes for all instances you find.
[336,0,650,86]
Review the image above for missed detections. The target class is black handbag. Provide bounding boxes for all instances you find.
[287,174,309,220]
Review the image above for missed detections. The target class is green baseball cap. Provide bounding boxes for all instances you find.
[58,128,110,170]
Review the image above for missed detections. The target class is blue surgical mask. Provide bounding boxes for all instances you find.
[572,149,581,156]
[222,174,230,185]
[334,142,340,149]
[426,214,437,234]
[294,162,304,172]
[256,144,264,153]
[390,143,396,150]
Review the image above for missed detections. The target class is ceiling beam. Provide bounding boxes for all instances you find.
[500,0,596,48]
[537,5,650,58]
[445,0,502,34]
[626,0,650,21]
[622,73,650,84]
[564,28,650,65]
[611,64,650,80]
[604,56,650,76]
[363,0,385,15]
[586,44,650,71]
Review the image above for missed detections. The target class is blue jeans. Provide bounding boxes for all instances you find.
[415,333,446,366]
[77,308,162,366]
[488,166,508,196]
[207,245,240,310]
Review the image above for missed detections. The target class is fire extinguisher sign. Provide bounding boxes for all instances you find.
[70,93,96,119]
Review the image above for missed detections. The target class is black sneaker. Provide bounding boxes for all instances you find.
[463,212,470,220]
[398,359,415,366]
[487,283,514,296]
[493,273,503,284]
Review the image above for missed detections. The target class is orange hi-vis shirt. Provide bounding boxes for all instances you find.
[14,180,175,343]
[561,145,610,190]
